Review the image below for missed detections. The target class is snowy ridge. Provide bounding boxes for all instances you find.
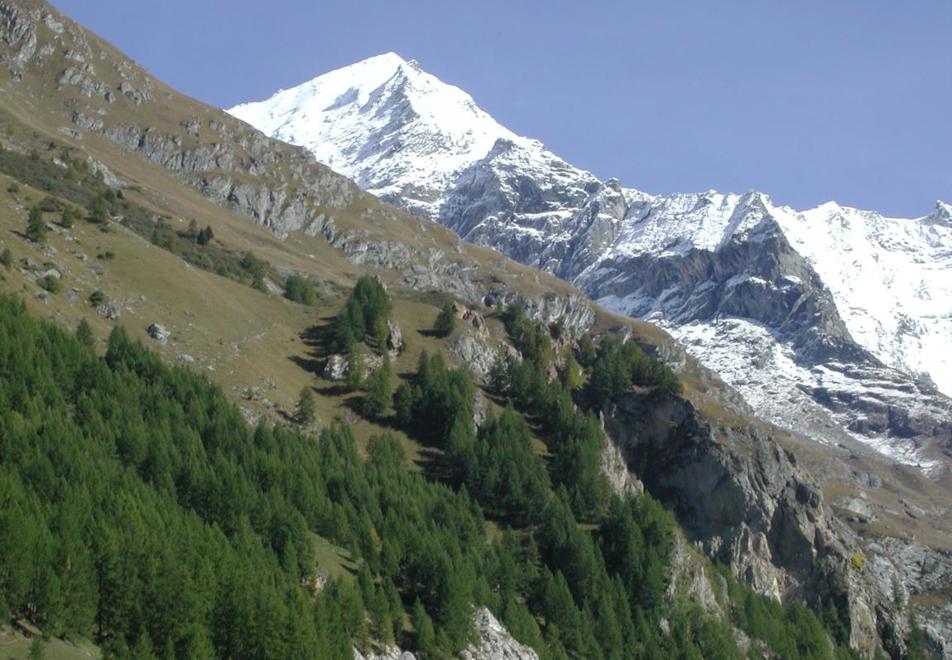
[773,201,952,396]
[229,54,952,469]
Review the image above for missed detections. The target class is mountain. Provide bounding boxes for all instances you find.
[2,3,951,657]
[230,54,952,473]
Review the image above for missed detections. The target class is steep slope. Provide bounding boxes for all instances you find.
[2,2,949,655]
[229,54,952,474]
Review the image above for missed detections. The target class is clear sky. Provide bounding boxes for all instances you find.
[50,0,950,217]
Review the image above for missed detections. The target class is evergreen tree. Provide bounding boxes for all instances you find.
[412,599,437,655]
[196,226,214,246]
[75,319,94,348]
[26,204,46,242]
[332,275,390,350]
[346,348,365,391]
[88,196,108,223]
[59,205,78,228]
[295,387,317,425]
[363,360,393,418]
[560,352,585,391]
[434,302,456,337]
[392,382,415,427]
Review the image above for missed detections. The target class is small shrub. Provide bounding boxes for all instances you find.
[284,274,317,305]
[196,226,214,246]
[75,318,94,348]
[88,196,108,223]
[97,251,115,261]
[6,182,19,194]
[39,195,63,213]
[88,290,106,306]
[295,387,317,425]
[38,274,62,293]
[0,247,11,269]
[850,552,866,571]
[60,205,79,228]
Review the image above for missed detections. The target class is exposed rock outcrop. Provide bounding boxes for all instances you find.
[322,354,348,381]
[386,320,403,356]
[602,393,895,656]
[351,608,537,660]
[147,322,170,344]
[461,608,539,660]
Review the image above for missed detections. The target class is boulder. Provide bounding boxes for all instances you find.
[95,301,120,320]
[147,323,170,344]
[386,320,403,355]
[323,354,348,381]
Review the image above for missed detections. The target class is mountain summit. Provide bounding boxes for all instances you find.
[229,52,548,216]
[231,56,952,471]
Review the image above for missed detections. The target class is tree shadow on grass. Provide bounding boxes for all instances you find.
[289,316,338,378]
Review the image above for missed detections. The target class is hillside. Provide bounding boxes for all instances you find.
[0,1,950,658]
[229,53,952,475]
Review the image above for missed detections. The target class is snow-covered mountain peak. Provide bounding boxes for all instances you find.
[228,53,542,213]
[927,200,952,225]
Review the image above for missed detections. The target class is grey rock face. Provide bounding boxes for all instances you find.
[599,434,643,498]
[865,537,952,659]
[0,2,39,77]
[601,392,894,656]
[322,354,348,381]
[447,333,498,385]
[353,647,415,660]
[460,607,539,660]
[386,320,403,356]
[350,607,537,660]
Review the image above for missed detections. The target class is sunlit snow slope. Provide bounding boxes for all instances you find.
[229,53,540,217]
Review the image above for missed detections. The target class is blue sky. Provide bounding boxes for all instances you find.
[51,0,950,217]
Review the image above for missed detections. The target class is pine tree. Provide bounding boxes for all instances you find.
[60,205,78,228]
[363,360,393,418]
[412,599,436,655]
[346,348,365,391]
[88,196,108,224]
[295,387,316,425]
[560,352,584,391]
[75,319,94,348]
[196,226,213,246]
[392,382,415,427]
[434,302,456,337]
[26,204,46,242]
